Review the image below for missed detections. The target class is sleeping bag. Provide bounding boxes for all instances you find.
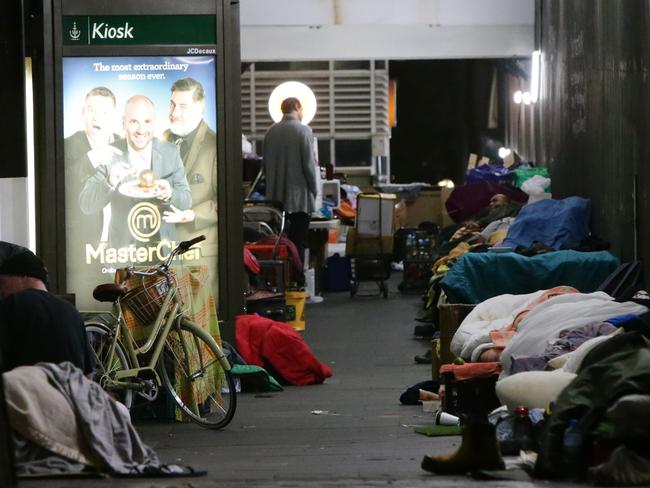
[236,314,332,385]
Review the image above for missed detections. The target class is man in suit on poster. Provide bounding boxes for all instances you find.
[162,78,219,295]
[161,78,218,256]
[64,86,120,244]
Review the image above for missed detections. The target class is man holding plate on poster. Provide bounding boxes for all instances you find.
[162,79,218,256]
[79,95,191,250]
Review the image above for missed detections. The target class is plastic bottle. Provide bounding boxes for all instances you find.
[513,406,534,451]
[562,418,583,479]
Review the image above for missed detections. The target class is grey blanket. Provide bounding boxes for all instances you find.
[6,362,185,475]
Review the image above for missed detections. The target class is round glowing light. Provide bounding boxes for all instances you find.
[522,91,532,105]
[498,147,511,159]
[437,178,455,188]
[513,90,523,104]
[268,81,317,125]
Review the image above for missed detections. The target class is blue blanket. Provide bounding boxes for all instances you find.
[440,250,620,304]
[502,197,591,250]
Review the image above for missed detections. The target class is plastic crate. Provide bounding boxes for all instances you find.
[257,259,286,293]
[246,244,291,286]
[400,259,433,293]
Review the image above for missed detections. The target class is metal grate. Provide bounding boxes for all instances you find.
[241,60,390,170]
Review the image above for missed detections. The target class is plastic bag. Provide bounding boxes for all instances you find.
[513,167,551,189]
[521,175,552,195]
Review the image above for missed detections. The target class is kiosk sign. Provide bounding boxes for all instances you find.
[63,15,216,45]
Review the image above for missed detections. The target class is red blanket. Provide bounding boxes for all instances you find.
[236,314,332,385]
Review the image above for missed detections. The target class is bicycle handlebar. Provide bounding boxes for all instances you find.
[178,235,206,253]
[124,235,206,278]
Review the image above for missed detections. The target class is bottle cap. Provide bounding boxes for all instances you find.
[514,406,529,417]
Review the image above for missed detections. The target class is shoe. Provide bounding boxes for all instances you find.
[414,350,432,364]
[413,323,435,338]
[414,315,434,323]
[421,419,505,475]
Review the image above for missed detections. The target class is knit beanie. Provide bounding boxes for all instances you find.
[0,251,49,286]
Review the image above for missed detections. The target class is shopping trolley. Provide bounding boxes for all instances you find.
[348,193,396,299]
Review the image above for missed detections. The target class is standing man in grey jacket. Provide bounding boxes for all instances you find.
[263,97,318,265]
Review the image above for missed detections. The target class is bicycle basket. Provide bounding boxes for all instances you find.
[121,270,177,325]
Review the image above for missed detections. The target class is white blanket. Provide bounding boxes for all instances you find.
[450,290,648,372]
[450,290,547,360]
[500,292,647,376]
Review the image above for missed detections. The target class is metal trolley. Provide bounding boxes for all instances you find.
[349,193,395,299]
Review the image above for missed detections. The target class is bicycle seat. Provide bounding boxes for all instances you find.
[93,283,127,302]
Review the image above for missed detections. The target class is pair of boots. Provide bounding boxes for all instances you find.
[421,417,505,474]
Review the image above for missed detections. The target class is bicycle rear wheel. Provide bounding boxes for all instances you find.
[158,321,236,429]
[85,322,133,409]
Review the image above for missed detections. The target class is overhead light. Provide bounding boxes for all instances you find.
[522,91,532,105]
[498,147,511,159]
[513,90,523,104]
[268,81,317,125]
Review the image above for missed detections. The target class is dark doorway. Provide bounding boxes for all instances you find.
[389,59,505,185]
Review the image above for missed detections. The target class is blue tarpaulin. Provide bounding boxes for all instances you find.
[440,250,620,304]
[502,197,592,250]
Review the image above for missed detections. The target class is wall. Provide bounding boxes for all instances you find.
[0,179,30,249]
[240,0,534,61]
[533,1,649,280]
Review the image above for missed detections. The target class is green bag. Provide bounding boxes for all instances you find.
[513,167,551,190]
[231,364,283,392]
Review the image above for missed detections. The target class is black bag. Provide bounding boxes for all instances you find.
[596,261,643,300]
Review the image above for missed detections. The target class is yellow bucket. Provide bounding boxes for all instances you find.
[285,290,307,331]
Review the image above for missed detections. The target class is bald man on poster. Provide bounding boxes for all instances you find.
[79,95,191,249]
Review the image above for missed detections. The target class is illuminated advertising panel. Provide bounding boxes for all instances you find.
[62,19,219,309]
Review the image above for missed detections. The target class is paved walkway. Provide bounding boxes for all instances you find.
[20,275,581,487]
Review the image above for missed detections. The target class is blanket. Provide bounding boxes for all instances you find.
[502,196,591,250]
[440,250,620,304]
[501,292,647,376]
[4,362,186,476]
[236,314,332,385]
[450,290,647,375]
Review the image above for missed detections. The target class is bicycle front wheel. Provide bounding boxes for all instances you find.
[158,321,236,429]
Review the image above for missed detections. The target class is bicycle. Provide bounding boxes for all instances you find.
[84,235,236,429]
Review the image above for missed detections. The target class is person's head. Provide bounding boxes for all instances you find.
[280,97,303,121]
[0,251,49,297]
[168,78,206,137]
[489,194,510,208]
[123,95,155,153]
[82,87,116,146]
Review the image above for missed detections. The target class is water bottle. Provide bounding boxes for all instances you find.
[513,406,534,451]
[562,418,583,478]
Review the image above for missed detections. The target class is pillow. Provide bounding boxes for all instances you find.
[547,353,571,369]
[561,332,620,373]
[496,370,576,411]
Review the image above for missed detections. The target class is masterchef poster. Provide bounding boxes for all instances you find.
[63,55,217,309]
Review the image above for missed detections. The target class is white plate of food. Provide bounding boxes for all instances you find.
[118,179,167,199]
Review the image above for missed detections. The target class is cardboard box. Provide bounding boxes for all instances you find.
[405,189,442,227]
[356,193,396,237]
[394,200,407,229]
[345,228,394,256]
[440,187,455,227]
[438,301,476,365]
